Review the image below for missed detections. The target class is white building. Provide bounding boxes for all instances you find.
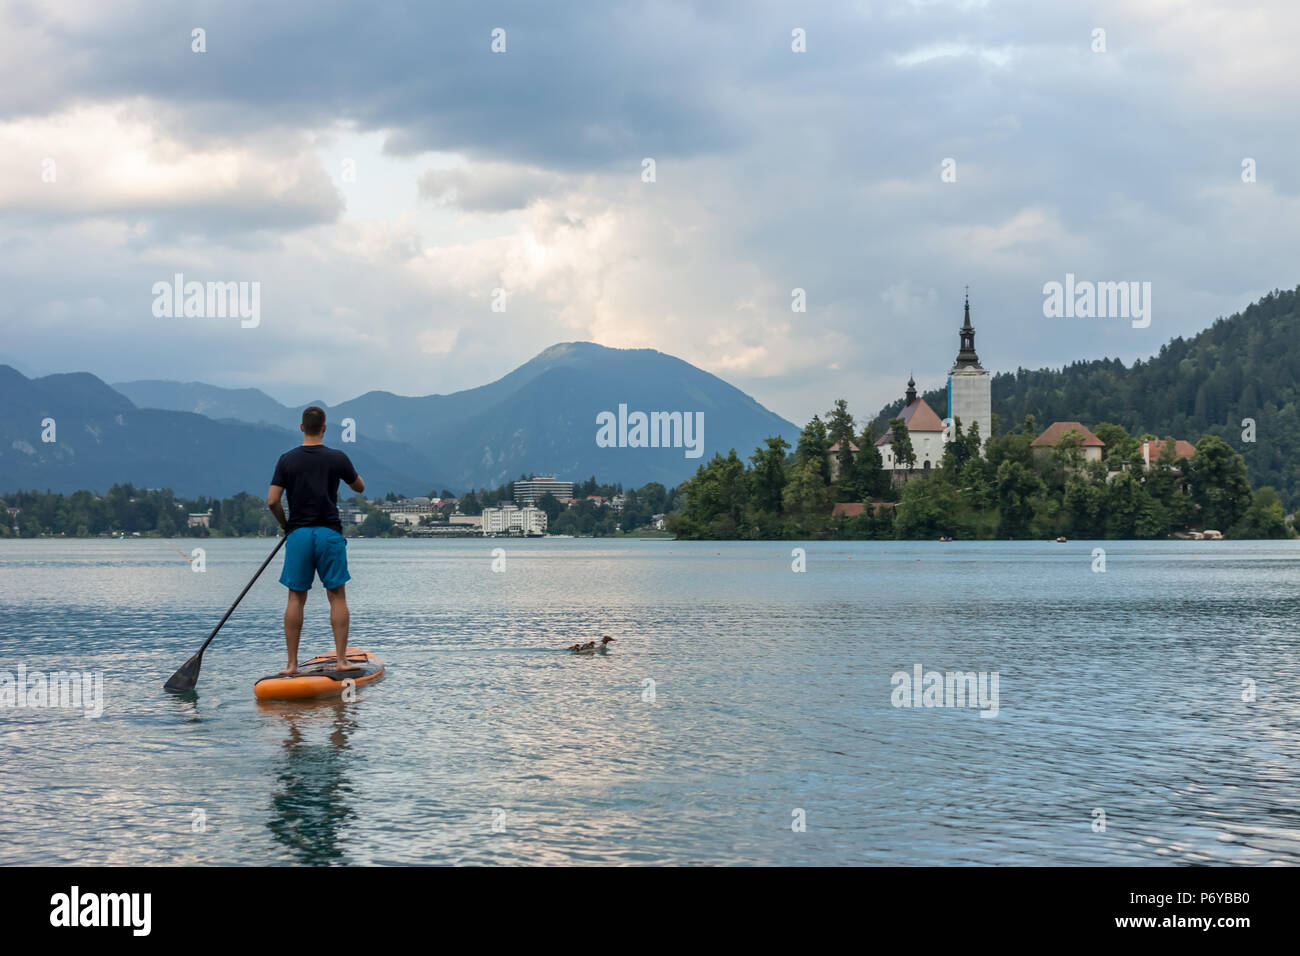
[481,503,547,535]
[947,293,992,453]
[383,496,434,516]
[513,478,574,504]
[876,377,947,477]
[338,505,366,525]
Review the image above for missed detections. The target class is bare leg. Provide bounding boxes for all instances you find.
[282,589,308,674]
[326,585,351,669]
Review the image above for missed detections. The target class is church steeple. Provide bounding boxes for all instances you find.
[955,290,981,368]
[905,375,917,404]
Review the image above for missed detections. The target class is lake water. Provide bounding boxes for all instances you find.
[1,537,1298,866]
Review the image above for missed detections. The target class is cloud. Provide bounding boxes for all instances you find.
[0,101,341,232]
[417,161,565,212]
[2,0,1300,428]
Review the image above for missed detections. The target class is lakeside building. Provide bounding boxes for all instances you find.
[481,503,548,535]
[877,377,946,478]
[513,478,574,505]
[828,440,859,481]
[947,294,992,450]
[338,504,366,525]
[383,496,435,516]
[844,295,993,483]
[186,510,212,529]
[1030,422,1106,462]
[1136,439,1196,470]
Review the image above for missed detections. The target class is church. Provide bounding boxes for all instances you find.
[878,294,991,475]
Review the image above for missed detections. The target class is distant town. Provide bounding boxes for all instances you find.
[334,477,669,538]
[0,476,680,539]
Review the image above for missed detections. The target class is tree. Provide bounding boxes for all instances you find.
[1104,471,1144,538]
[856,424,888,499]
[781,460,831,535]
[1046,431,1086,489]
[1064,471,1106,538]
[1189,435,1252,530]
[1231,486,1290,539]
[995,460,1041,538]
[1093,422,1138,468]
[359,510,395,536]
[894,478,962,539]
[677,450,751,539]
[795,415,832,484]
[888,418,916,482]
[535,492,563,524]
[749,436,790,515]
[825,399,855,448]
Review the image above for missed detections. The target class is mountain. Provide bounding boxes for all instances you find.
[873,286,1300,507]
[109,380,295,426]
[114,342,800,489]
[0,366,439,498]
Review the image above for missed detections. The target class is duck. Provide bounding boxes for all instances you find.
[566,636,615,655]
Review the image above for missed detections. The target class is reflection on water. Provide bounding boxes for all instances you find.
[262,701,358,865]
[2,537,1300,865]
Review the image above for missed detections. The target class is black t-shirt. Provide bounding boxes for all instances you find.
[270,445,358,533]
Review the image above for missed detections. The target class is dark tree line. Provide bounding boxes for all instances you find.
[874,285,1300,509]
[671,400,1288,540]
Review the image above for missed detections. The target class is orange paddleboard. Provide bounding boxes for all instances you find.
[253,647,384,701]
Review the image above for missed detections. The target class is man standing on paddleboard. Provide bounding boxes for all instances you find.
[267,406,365,675]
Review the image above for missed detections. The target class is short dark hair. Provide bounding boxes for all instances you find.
[301,406,326,436]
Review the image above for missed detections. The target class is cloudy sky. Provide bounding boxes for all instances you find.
[2,0,1297,425]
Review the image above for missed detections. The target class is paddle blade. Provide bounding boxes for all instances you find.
[163,649,205,693]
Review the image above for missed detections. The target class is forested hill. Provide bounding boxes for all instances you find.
[874,286,1300,507]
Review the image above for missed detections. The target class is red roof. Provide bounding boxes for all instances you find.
[1031,421,1104,448]
[1141,439,1196,461]
[828,440,860,453]
[876,398,945,445]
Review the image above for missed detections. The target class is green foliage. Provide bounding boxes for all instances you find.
[1231,486,1290,539]
[673,395,1281,540]
[1,475,678,540]
[888,418,916,477]
[995,460,1041,538]
[535,492,564,523]
[1189,435,1252,530]
[894,479,963,539]
[874,286,1300,508]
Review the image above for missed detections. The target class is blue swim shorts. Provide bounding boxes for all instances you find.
[280,526,351,591]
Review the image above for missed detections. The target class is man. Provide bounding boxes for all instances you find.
[267,406,365,675]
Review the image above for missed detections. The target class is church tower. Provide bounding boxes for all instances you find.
[947,292,991,455]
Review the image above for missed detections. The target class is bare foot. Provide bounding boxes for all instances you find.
[278,664,299,676]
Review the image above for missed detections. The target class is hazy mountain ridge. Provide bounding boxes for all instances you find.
[113,342,800,489]
[15,342,800,495]
[0,366,438,498]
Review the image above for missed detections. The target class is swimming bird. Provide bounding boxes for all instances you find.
[566,636,615,655]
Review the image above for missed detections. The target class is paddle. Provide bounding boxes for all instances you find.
[163,535,287,693]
